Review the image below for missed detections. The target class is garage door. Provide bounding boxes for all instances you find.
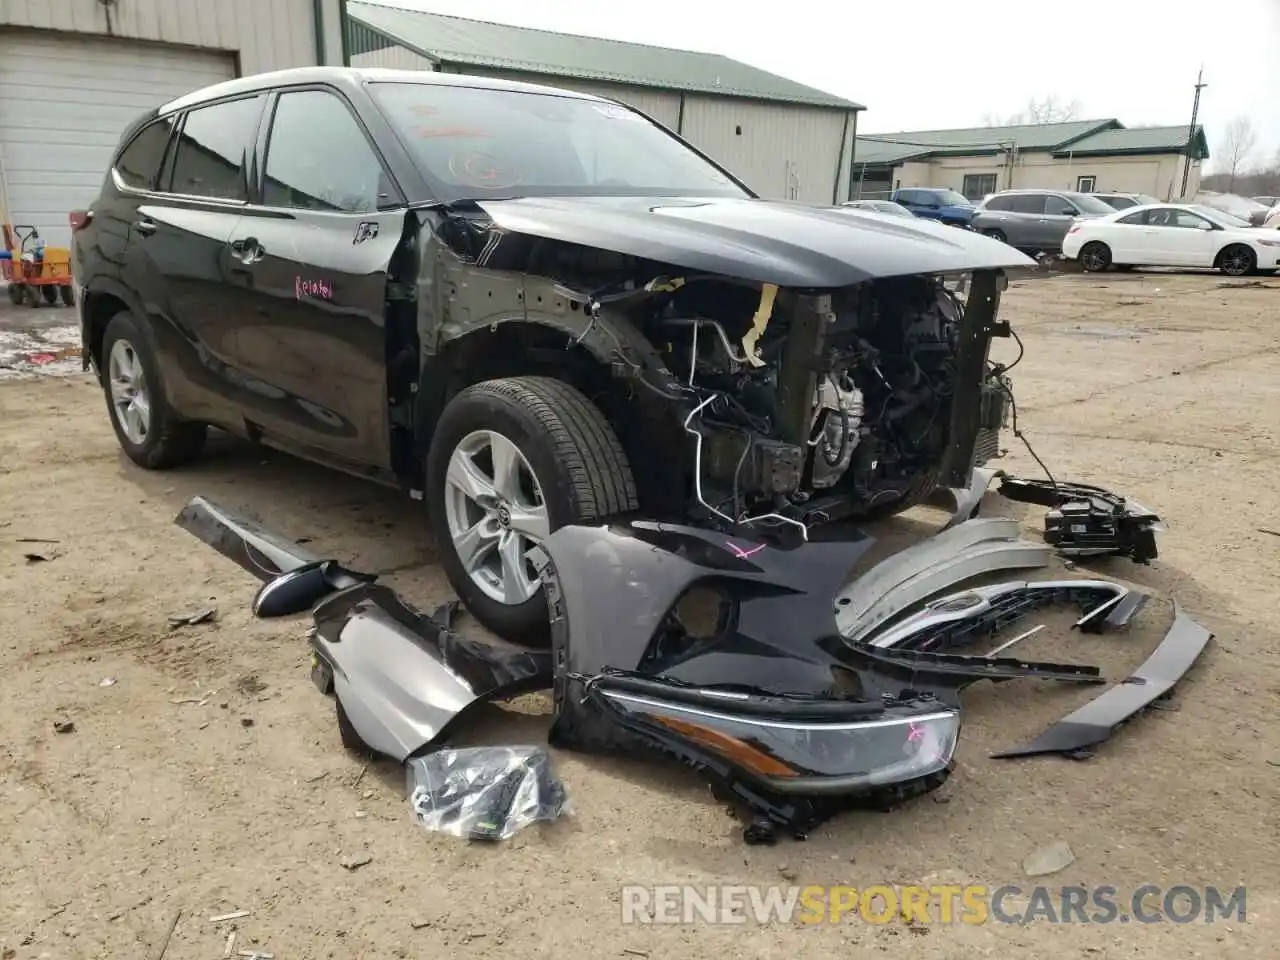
[0,32,234,249]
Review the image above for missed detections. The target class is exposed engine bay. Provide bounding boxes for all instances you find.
[427,203,1015,532]
[646,273,986,518]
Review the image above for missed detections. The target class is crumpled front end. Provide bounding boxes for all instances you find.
[531,521,960,838]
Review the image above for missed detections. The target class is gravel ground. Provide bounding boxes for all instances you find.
[1,272,1277,959]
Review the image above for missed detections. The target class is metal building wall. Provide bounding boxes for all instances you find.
[351,46,435,70]
[681,96,849,204]
[0,0,326,75]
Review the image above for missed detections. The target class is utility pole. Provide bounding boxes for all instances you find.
[1179,67,1207,200]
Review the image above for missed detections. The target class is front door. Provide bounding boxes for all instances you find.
[225,87,407,472]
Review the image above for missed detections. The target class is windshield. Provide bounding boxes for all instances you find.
[933,189,971,206]
[369,82,750,201]
[1072,194,1119,215]
[1192,205,1250,228]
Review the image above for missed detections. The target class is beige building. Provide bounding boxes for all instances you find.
[344,2,863,206]
[852,119,1208,202]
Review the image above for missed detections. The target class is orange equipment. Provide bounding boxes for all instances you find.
[2,223,74,307]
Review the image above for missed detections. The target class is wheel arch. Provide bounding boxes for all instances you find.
[410,311,689,518]
[80,278,146,380]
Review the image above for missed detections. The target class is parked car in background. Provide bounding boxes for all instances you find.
[1251,196,1279,208]
[890,188,976,226]
[1062,203,1280,276]
[1093,192,1161,211]
[839,199,916,218]
[971,189,1115,252]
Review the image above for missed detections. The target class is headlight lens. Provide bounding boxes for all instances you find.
[600,689,959,790]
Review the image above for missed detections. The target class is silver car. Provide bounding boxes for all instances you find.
[840,199,916,218]
[971,190,1116,251]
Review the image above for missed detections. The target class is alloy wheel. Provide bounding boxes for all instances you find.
[108,338,152,445]
[1222,249,1252,276]
[442,429,550,606]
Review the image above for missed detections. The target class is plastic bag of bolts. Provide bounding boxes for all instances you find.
[406,745,572,842]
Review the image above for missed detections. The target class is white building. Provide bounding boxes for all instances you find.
[0,0,348,247]
[344,2,862,207]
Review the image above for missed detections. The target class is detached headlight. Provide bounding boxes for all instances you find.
[599,690,959,794]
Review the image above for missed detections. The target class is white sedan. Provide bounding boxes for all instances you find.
[1061,203,1280,276]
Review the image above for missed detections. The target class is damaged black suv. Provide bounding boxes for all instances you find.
[73,67,1033,644]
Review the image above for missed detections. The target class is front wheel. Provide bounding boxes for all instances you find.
[982,229,1007,244]
[1079,241,1112,273]
[1218,244,1256,277]
[425,376,638,646]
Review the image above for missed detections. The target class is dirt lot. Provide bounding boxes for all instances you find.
[1,272,1277,959]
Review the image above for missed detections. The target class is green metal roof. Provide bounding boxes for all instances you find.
[1053,124,1209,160]
[854,119,1119,166]
[345,1,861,109]
[853,118,1208,167]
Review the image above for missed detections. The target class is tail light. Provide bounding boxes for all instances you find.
[69,210,93,232]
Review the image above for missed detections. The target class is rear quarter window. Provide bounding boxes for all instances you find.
[984,195,1013,211]
[115,117,178,190]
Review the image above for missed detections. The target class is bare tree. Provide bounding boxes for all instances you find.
[983,95,1082,127]
[1219,116,1258,191]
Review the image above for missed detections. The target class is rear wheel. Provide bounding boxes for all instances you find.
[1218,244,1256,277]
[6,283,22,306]
[1079,241,1112,272]
[100,312,207,469]
[40,286,58,305]
[59,285,74,306]
[426,376,638,646]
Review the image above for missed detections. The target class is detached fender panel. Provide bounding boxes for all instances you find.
[311,582,552,762]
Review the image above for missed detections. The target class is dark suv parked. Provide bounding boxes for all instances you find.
[72,67,1030,644]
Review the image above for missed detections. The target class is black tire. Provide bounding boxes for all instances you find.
[7,283,24,306]
[40,285,58,305]
[21,284,39,307]
[59,285,74,306]
[1079,241,1112,272]
[100,312,207,469]
[1218,244,1256,277]
[426,376,638,646]
[982,229,1007,243]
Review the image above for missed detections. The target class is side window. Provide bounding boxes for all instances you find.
[115,117,178,190]
[1108,197,1136,209]
[169,96,263,201]
[1009,194,1045,214]
[263,90,388,214]
[1170,210,1210,229]
[985,195,1013,211]
[1044,195,1078,216]
[1117,211,1147,226]
[896,190,917,204]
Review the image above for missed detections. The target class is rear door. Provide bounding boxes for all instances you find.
[224,85,407,472]
[118,94,266,425]
[1041,194,1082,249]
[1004,194,1046,247]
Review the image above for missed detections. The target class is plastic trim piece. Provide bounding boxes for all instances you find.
[991,601,1211,758]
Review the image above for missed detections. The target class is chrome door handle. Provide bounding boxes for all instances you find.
[133,218,157,236]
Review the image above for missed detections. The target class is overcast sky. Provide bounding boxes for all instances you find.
[367,0,1279,173]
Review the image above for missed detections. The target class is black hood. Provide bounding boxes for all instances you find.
[475,195,1035,287]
